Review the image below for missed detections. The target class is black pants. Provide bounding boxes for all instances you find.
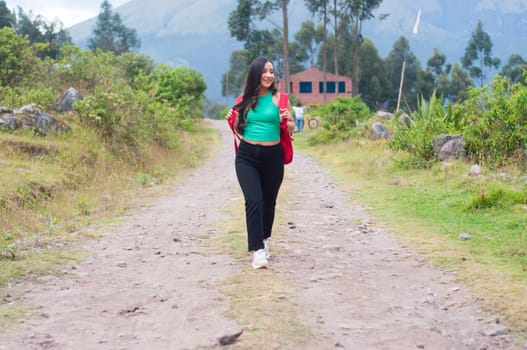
[235,140,284,251]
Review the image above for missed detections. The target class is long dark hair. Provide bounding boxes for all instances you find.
[233,56,277,134]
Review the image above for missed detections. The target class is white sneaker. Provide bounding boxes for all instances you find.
[251,249,268,269]
[263,239,270,259]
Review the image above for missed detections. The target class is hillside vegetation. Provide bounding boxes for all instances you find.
[0,27,210,284]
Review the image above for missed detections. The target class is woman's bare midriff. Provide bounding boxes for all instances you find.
[243,139,280,146]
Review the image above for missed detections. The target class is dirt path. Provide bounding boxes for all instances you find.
[0,120,520,349]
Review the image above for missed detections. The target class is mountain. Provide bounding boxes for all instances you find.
[67,0,527,103]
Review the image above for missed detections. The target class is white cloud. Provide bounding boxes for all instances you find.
[4,0,130,27]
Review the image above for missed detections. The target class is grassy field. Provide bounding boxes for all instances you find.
[293,124,527,337]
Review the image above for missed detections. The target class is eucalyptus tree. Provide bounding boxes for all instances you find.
[0,1,14,29]
[500,54,527,85]
[14,7,45,43]
[449,63,473,102]
[462,20,501,87]
[305,0,329,102]
[227,0,292,92]
[358,37,390,109]
[5,5,71,59]
[88,0,140,54]
[341,0,384,97]
[423,48,451,100]
[294,20,318,67]
[384,36,419,111]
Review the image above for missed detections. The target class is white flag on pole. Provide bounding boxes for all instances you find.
[412,8,421,35]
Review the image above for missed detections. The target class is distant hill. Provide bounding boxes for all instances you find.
[68,0,527,103]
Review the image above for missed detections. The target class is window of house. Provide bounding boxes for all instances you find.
[338,81,346,93]
[299,81,312,93]
[319,81,337,93]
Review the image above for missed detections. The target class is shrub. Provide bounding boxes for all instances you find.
[0,27,35,86]
[460,76,527,167]
[390,93,464,164]
[308,96,371,144]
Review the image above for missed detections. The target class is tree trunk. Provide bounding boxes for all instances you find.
[352,15,360,98]
[323,1,327,104]
[282,0,290,93]
[333,0,339,96]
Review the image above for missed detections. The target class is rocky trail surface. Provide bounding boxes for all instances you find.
[0,120,521,349]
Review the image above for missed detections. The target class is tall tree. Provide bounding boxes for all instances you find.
[427,48,449,78]
[331,0,341,94]
[305,0,328,103]
[294,20,318,67]
[317,15,352,77]
[342,0,383,97]
[449,63,472,102]
[227,0,290,90]
[0,1,14,29]
[41,20,72,59]
[358,38,389,109]
[281,0,290,92]
[384,36,419,111]
[422,48,451,100]
[500,54,527,85]
[88,0,140,54]
[462,20,501,87]
[15,7,45,43]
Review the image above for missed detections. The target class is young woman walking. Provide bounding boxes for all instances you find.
[226,56,294,269]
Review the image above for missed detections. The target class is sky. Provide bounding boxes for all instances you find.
[4,0,130,27]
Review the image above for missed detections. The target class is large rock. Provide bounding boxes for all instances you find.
[433,134,465,160]
[438,139,465,161]
[376,111,394,119]
[369,122,389,140]
[0,105,70,135]
[56,87,83,113]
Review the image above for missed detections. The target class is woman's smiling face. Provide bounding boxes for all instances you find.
[260,61,275,90]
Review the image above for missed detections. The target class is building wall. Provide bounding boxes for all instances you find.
[280,67,353,105]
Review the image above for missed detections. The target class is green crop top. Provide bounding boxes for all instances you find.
[242,92,280,142]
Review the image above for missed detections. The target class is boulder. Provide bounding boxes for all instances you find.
[433,134,462,153]
[0,104,70,135]
[397,113,412,127]
[56,87,83,113]
[369,122,389,140]
[433,134,465,160]
[438,138,465,161]
[376,111,394,119]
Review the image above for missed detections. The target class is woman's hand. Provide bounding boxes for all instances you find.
[280,108,295,133]
[226,109,233,120]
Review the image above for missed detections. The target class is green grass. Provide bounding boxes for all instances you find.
[0,302,27,332]
[295,130,527,336]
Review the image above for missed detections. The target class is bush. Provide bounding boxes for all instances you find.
[0,27,35,86]
[460,76,527,167]
[390,93,464,163]
[308,96,371,145]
